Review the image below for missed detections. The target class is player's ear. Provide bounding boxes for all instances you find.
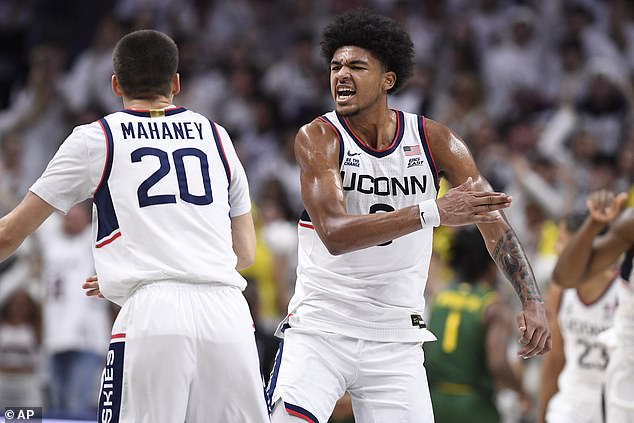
[171,73,181,96]
[111,75,123,98]
[383,71,396,92]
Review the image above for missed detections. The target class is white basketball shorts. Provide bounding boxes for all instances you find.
[97,282,269,423]
[267,327,434,423]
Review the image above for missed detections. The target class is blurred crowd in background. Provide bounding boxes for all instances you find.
[0,0,633,421]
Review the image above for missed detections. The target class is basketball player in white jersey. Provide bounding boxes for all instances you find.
[268,9,551,423]
[553,190,634,423]
[539,212,622,423]
[0,30,269,423]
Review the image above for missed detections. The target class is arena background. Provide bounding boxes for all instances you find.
[0,0,632,422]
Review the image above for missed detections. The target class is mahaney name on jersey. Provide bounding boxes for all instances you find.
[120,121,205,140]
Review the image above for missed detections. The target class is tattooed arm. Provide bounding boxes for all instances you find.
[427,119,551,357]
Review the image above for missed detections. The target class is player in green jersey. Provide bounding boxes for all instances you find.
[425,227,530,423]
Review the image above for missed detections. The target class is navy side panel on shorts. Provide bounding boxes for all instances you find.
[99,335,125,423]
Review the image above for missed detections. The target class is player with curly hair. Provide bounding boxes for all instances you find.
[267,8,550,423]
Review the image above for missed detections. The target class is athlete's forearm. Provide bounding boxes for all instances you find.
[552,218,606,288]
[490,227,543,305]
[314,205,422,255]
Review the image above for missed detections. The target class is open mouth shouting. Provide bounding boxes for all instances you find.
[336,86,356,103]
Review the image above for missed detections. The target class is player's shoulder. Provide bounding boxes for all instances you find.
[66,120,104,141]
[297,116,340,144]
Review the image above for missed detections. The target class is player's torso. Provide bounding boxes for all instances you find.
[426,283,496,394]
[94,108,242,303]
[558,278,621,387]
[288,110,439,341]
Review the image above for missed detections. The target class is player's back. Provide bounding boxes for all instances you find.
[425,283,500,423]
[93,108,249,304]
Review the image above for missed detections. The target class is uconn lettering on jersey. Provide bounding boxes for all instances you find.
[120,121,204,140]
[341,170,427,196]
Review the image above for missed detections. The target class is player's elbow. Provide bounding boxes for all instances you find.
[317,227,349,256]
[0,224,18,262]
[321,237,347,256]
[235,248,255,270]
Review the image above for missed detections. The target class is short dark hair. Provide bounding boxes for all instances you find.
[449,226,495,283]
[320,8,414,94]
[112,29,178,100]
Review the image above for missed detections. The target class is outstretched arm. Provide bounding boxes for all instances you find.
[0,192,55,261]
[552,190,631,288]
[426,119,550,357]
[295,119,511,255]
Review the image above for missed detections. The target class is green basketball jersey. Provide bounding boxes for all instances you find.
[425,282,498,398]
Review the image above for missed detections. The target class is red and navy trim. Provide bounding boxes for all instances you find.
[285,402,319,423]
[336,110,405,158]
[318,115,344,167]
[210,121,231,187]
[417,115,439,193]
[120,107,187,117]
[94,119,121,248]
[298,209,314,230]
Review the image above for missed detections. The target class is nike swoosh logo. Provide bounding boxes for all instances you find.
[347,150,361,157]
[420,211,426,224]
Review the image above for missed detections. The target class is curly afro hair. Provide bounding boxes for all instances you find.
[320,8,414,94]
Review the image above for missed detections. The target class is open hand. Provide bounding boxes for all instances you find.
[437,177,512,226]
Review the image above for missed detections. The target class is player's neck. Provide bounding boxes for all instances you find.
[123,96,174,111]
[345,105,396,150]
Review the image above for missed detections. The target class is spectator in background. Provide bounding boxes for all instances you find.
[0,290,42,407]
[482,6,547,123]
[576,64,629,158]
[0,131,23,215]
[63,15,125,115]
[0,44,70,195]
[426,227,531,423]
[37,202,112,417]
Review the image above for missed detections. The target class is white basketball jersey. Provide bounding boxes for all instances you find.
[557,278,621,390]
[31,107,251,306]
[286,110,439,342]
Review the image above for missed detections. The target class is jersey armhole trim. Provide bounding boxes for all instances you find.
[95,119,114,194]
[210,120,231,187]
[418,115,440,193]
